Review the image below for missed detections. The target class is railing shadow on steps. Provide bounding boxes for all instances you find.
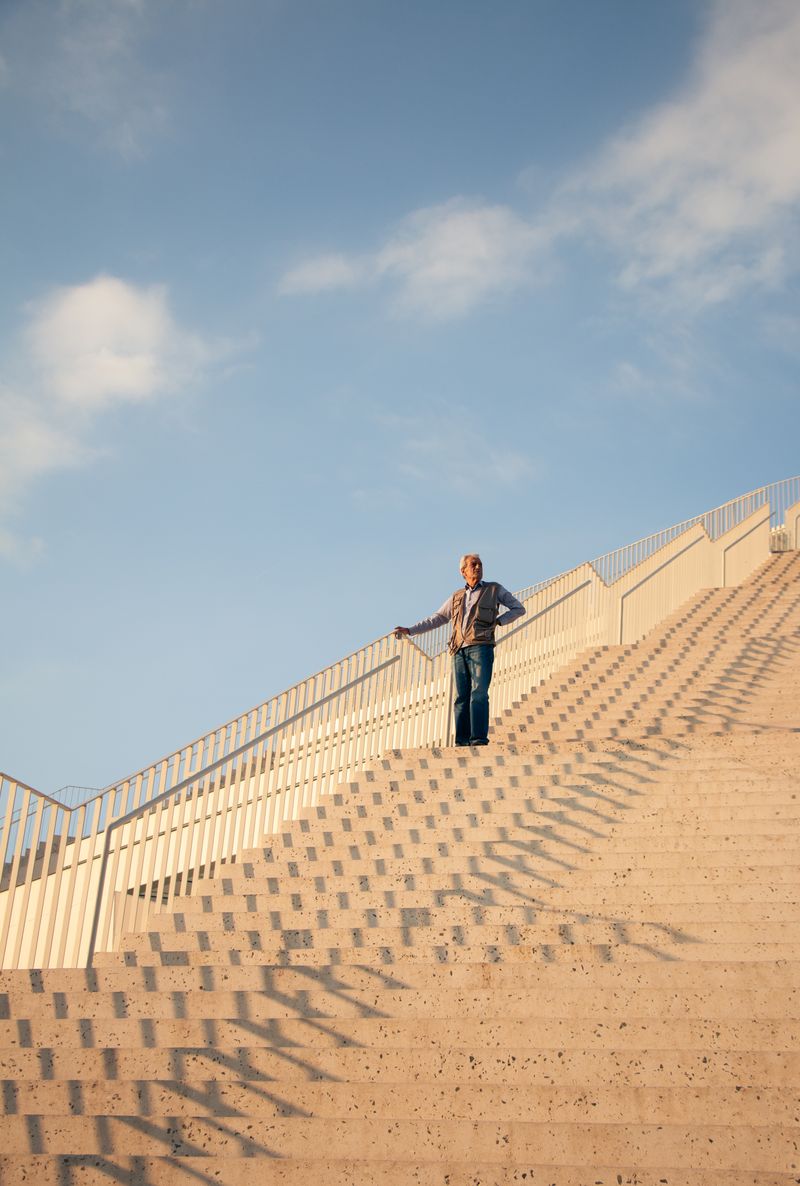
[5,717,782,1172]
[0,738,696,1169]
[3,658,797,1172]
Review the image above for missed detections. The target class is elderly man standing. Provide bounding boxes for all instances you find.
[394,554,525,747]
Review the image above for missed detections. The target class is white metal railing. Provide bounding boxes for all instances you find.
[591,477,799,584]
[1,476,798,969]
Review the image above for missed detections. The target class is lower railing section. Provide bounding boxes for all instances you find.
[1,482,798,968]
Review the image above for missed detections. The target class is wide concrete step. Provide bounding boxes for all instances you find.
[361,748,793,779]
[507,721,796,740]
[184,868,800,901]
[502,721,796,744]
[111,915,800,952]
[242,810,800,856]
[286,797,798,845]
[254,820,800,859]
[507,670,800,698]
[501,716,799,742]
[523,680,800,708]
[3,984,797,1024]
[508,671,800,698]
[7,956,799,994]
[203,852,800,898]
[4,1013,796,1052]
[313,812,800,851]
[322,769,798,802]
[518,681,800,705]
[528,649,780,681]
[141,901,799,938]
[3,1081,797,1125]
[216,853,800,888]
[549,862,800,886]
[355,765,796,795]
[529,718,799,738]
[184,873,800,911]
[233,835,800,880]
[497,698,792,726]
[1,1157,794,1186]
[149,890,798,924]
[95,940,800,969]
[308,787,799,822]
[2,1043,796,1089]
[367,731,792,762]
[0,1115,795,1169]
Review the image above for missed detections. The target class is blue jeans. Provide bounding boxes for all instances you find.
[452,644,495,746]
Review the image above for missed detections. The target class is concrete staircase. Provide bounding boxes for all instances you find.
[1,552,799,1184]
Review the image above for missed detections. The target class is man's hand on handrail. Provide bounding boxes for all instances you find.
[393,626,410,638]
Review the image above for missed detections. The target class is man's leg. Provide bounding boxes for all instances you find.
[465,644,494,746]
[452,650,472,746]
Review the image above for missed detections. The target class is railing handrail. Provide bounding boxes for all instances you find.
[401,635,437,661]
[495,577,593,647]
[0,653,402,826]
[589,478,794,577]
[102,653,401,836]
[83,649,401,963]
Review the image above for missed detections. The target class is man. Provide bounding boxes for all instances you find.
[394,554,525,747]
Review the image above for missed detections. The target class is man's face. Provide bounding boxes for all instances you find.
[461,557,483,588]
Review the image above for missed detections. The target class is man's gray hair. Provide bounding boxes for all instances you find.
[460,553,482,570]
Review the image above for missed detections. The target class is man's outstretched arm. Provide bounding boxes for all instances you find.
[394,596,453,638]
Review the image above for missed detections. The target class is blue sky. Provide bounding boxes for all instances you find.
[1,0,798,793]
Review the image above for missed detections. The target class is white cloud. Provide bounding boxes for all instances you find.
[376,200,548,318]
[280,0,800,318]
[0,527,44,567]
[0,384,91,564]
[280,199,551,319]
[567,0,800,306]
[0,386,90,511]
[279,254,369,295]
[27,275,205,408]
[1,275,229,562]
[377,409,538,494]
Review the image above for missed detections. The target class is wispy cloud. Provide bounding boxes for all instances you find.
[279,253,369,295]
[280,0,800,319]
[0,385,90,548]
[761,312,800,356]
[1,275,231,563]
[281,199,551,319]
[375,201,549,319]
[372,409,538,497]
[1,0,169,159]
[568,0,800,307]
